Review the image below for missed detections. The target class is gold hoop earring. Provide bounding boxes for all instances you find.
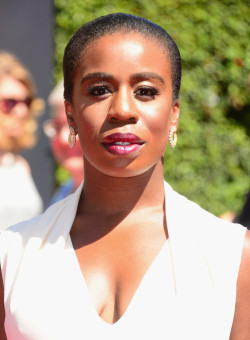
[169,127,177,148]
[68,126,76,148]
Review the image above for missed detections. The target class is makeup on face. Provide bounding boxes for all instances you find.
[101,133,145,156]
[68,33,179,177]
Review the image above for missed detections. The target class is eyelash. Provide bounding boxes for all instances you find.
[87,85,112,97]
[86,84,160,99]
[134,86,159,99]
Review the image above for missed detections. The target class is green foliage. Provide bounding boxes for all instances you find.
[54,0,250,216]
[55,164,70,184]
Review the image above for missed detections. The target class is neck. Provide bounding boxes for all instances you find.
[78,159,165,215]
[70,167,84,189]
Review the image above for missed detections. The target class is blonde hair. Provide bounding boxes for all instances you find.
[0,51,44,152]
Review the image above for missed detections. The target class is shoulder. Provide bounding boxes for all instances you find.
[164,181,246,277]
[238,229,250,286]
[0,194,70,251]
[165,180,246,236]
[0,190,79,303]
[230,229,250,339]
[0,181,82,250]
[238,229,250,296]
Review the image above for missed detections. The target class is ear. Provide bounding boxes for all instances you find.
[65,101,78,135]
[171,99,180,129]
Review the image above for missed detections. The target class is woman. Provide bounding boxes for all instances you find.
[44,80,83,205]
[0,13,249,339]
[0,51,44,229]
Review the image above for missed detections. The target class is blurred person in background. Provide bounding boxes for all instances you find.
[0,51,44,229]
[44,80,83,205]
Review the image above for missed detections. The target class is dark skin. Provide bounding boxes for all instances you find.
[65,33,178,323]
[229,231,250,339]
[0,271,6,340]
[70,161,168,323]
[1,32,250,337]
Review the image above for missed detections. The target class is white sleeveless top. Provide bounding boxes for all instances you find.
[0,153,43,229]
[0,181,246,339]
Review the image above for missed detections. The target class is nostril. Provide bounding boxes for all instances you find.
[109,116,137,124]
[127,117,136,123]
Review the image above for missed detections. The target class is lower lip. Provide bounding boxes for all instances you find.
[102,143,143,155]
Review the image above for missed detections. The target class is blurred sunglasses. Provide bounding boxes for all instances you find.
[0,98,32,113]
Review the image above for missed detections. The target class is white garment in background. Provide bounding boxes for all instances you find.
[0,153,43,229]
[0,181,246,339]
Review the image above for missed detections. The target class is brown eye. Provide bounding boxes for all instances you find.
[134,87,159,98]
[88,86,111,97]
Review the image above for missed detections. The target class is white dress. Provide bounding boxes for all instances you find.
[0,153,43,229]
[0,181,246,339]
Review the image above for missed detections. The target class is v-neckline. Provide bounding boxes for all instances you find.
[67,236,169,326]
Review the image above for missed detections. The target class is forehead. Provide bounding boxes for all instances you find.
[0,75,29,98]
[77,32,171,77]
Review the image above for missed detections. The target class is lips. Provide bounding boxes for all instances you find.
[102,133,145,155]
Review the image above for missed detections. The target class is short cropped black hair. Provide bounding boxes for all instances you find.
[63,13,181,102]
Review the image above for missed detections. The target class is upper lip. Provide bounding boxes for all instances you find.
[102,133,144,144]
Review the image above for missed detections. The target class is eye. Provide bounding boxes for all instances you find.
[134,86,159,99]
[87,85,112,97]
[5,99,17,110]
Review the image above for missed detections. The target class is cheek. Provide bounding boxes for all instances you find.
[77,108,103,143]
[74,140,83,154]
[78,120,97,147]
[143,105,172,144]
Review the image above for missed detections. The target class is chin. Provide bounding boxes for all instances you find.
[95,161,159,179]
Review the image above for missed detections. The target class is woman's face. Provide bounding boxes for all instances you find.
[66,33,180,177]
[0,75,30,140]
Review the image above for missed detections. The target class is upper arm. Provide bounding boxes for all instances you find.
[0,269,7,340]
[230,229,250,340]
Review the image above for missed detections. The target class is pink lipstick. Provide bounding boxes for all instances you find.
[102,133,145,155]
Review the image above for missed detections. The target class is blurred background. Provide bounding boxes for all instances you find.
[0,0,54,205]
[1,0,249,217]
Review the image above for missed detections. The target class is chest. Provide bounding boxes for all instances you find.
[5,235,234,340]
[73,225,168,324]
[69,208,169,323]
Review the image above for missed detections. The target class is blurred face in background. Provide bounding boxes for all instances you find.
[44,101,83,178]
[0,75,31,147]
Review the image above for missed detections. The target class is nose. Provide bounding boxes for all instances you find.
[11,102,29,118]
[107,87,139,124]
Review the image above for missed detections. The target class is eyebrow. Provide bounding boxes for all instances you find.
[81,72,113,84]
[130,72,165,85]
[80,71,165,85]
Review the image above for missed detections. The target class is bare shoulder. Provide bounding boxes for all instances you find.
[230,229,250,340]
[0,269,7,340]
